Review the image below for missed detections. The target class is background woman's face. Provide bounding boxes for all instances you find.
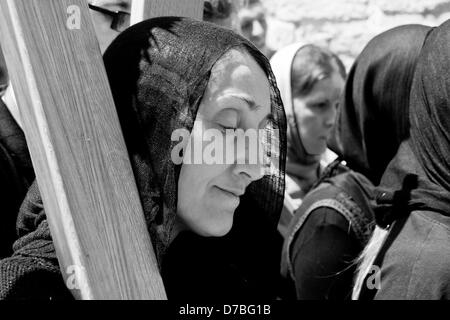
[292,71,344,155]
[176,49,271,237]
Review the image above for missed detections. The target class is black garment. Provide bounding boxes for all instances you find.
[163,228,283,300]
[329,24,432,185]
[0,181,72,300]
[1,181,284,300]
[283,24,432,300]
[291,207,361,300]
[0,99,34,258]
[359,20,450,299]
[0,17,287,300]
[0,47,35,258]
[282,161,374,300]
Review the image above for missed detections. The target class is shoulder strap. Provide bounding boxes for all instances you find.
[330,171,375,230]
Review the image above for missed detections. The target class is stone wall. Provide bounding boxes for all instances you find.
[262,0,450,69]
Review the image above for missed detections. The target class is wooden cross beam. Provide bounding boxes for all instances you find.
[0,0,173,300]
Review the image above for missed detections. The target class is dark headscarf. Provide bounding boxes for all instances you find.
[329,24,432,185]
[103,17,286,263]
[376,20,450,226]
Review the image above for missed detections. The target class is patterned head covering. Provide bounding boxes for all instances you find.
[103,17,287,262]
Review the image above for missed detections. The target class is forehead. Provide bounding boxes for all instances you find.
[239,5,265,19]
[206,49,271,109]
[307,72,345,100]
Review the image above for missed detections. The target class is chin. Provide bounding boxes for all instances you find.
[201,215,234,237]
[307,141,327,156]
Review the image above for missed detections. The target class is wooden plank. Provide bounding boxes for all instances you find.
[0,0,166,300]
[131,0,203,25]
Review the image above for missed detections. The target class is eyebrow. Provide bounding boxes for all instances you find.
[230,94,263,111]
[228,94,273,124]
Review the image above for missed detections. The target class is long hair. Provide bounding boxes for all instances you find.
[352,226,388,299]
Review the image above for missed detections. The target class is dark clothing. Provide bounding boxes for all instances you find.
[328,24,432,185]
[282,161,374,300]
[369,211,450,300]
[162,229,283,300]
[360,21,450,300]
[1,181,283,300]
[0,181,72,300]
[290,207,361,300]
[0,99,34,259]
[360,143,450,300]
[0,221,73,300]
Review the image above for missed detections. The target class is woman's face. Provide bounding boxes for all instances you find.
[292,71,344,155]
[176,49,271,237]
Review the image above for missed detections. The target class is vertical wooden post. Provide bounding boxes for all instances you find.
[131,0,203,25]
[0,0,166,299]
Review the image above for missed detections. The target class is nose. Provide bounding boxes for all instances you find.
[233,162,265,183]
[252,20,264,38]
[232,135,265,182]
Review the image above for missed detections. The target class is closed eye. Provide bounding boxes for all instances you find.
[220,124,238,132]
[313,101,329,109]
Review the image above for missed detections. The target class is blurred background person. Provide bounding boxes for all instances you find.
[270,43,346,237]
[238,0,274,58]
[204,0,243,31]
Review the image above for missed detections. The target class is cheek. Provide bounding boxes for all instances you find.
[178,164,218,198]
[177,163,234,237]
[177,163,229,212]
[294,102,319,134]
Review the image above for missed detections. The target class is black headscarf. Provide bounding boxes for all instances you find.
[329,24,432,185]
[103,17,286,264]
[376,20,450,225]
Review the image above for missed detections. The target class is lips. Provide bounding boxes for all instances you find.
[215,186,245,197]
